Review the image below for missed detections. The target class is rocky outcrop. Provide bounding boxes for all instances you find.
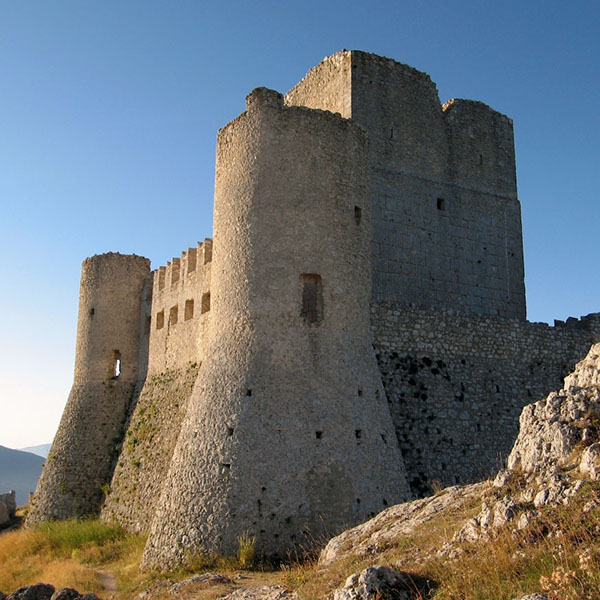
[332,565,433,600]
[322,344,600,599]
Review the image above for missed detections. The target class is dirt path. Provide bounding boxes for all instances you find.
[97,571,118,596]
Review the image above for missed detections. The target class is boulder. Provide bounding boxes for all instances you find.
[332,565,425,599]
[7,584,55,600]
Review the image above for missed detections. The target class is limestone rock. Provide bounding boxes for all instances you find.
[133,573,233,600]
[217,586,298,599]
[512,595,548,600]
[320,482,485,566]
[332,565,423,599]
[507,344,600,478]
[7,584,55,600]
[580,443,600,479]
[49,590,80,600]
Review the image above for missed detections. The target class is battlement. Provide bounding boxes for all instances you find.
[154,239,213,292]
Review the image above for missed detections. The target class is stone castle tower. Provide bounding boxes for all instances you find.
[28,51,600,567]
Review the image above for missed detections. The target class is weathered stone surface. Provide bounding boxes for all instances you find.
[320,482,485,566]
[508,344,600,478]
[7,584,55,600]
[49,589,80,600]
[332,565,426,600]
[133,573,233,600]
[217,587,297,600]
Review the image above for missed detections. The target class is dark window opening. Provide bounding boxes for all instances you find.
[300,274,323,325]
[315,431,323,439]
[246,389,252,397]
[479,154,483,165]
[227,426,234,436]
[437,198,446,211]
[89,308,95,316]
[354,206,362,225]
[185,299,194,321]
[201,292,211,314]
[357,388,363,397]
[169,305,178,325]
[156,310,164,330]
[355,429,362,439]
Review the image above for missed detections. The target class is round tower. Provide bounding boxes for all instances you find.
[142,89,410,567]
[27,253,150,524]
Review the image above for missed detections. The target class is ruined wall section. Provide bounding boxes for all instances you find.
[372,304,600,496]
[102,241,212,532]
[284,50,351,118]
[28,254,150,524]
[142,88,409,569]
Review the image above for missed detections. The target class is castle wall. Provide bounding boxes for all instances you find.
[286,51,526,319]
[142,88,410,568]
[372,304,600,496]
[28,254,150,523]
[101,240,212,532]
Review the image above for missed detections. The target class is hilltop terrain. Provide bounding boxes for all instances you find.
[1,344,599,599]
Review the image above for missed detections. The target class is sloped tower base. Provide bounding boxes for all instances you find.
[141,89,410,568]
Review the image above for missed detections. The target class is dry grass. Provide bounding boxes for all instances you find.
[2,482,599,600]
[0,519,147,597]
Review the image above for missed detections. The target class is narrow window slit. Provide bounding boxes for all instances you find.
[437,198,445,211]
[156,310,164,330]
[354,206,362,225]
[355,429,362,439]
[201,292,211,314]
[184,299,194,321]
[315,431,323,440]
[300,274,323,325]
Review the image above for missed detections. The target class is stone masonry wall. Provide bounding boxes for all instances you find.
[372,303,600,496]
[101,362,199,533]
[286,51,525,319]
[147,239,212,373]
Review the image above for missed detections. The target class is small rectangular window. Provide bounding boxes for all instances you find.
[201,292,211,314]
[170,305,178,325]
[184,299,194,321]
[156,310,164,330]
[354,206,362,225]
[300,274,323,325]
[437,198,445,211]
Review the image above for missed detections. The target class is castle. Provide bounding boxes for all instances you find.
[28,51,600,569]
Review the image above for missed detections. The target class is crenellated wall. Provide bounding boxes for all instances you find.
[147,239,212,373]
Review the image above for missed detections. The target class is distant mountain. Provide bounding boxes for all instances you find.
[20,443,51,458]
[0,445,44,505]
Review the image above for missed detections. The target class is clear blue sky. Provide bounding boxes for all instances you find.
[1,0,598,448]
